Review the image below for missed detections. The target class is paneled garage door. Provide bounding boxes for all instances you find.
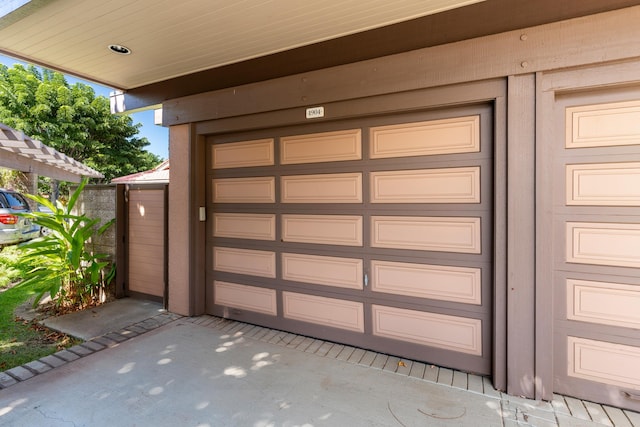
[550,93,640,410]
[206,105,493,374]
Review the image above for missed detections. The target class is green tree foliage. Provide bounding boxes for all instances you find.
[0,64,163,182]
[0,168,28,192]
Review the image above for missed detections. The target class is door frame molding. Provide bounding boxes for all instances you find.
[191,77,510,391]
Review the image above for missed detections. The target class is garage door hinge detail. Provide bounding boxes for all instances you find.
[364,273,368,287]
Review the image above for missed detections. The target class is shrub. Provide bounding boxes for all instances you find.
[16,179,115,312]
[0,246,24,288]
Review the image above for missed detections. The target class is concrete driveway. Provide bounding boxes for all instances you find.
[0,300,634,426]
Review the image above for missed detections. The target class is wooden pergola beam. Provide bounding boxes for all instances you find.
[0,123,103,182]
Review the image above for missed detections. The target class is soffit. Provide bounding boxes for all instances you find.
[0,0,483,90]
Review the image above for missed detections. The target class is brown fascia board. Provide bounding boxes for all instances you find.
[123,0,640,112]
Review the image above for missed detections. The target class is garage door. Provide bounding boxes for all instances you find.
[551,94,640,410]
[206,104,493,374]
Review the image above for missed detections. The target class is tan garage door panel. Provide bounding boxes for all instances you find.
[283,292,365,332]
[370,167,480,204]
[214,281,277,316]
[212,138,275,169]
[371,260,481,304]
[566,222,640,268]
[213,246,276,278]
[370,116,480,158]
[280,129,362,164]
[568,337,640,389]
[281,173,363,203]
[567,278,640,328]
[282,253,363,290]
[213,177,276,203]
[566,100,640,149]
[372,305,482,356]
[213,213,276,241]
[371,216,481,253]
[566,162,640,206]
[282,214,363,246]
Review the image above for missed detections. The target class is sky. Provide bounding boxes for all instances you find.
[0,54,169,159]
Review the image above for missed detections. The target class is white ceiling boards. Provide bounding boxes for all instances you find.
[0,0,483,90]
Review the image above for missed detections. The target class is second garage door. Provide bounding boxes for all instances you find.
[206,104,494,374]
[546,90,640,410]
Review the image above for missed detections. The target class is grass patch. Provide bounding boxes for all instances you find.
[0,246,81,372]
[0,245,24,289]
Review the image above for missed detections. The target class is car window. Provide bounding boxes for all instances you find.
[0,193,7,209]
[4,192,29,210]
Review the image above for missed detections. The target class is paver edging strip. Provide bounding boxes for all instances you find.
[186,314,640,427]
[2,312,640,427]
[0,311,181,390]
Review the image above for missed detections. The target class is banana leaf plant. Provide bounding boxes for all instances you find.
[16,179,115,311]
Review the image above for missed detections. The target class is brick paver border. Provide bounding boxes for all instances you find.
[2,311,639,426]
[0,311,181,390]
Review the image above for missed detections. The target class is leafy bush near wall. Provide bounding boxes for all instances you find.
[0,246,25,289]
[16,179,115,312]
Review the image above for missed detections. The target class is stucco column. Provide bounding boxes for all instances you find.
[168,124,192,315]
[167,124,206,316]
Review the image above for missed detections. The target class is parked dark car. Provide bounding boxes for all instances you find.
[0,189,40,246]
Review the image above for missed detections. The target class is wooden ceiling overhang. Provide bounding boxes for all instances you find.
[123,0,640,112]
[1,0,639,113]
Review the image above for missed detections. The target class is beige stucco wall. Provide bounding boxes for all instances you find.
[71,184,116,261]
[167,124,192,315]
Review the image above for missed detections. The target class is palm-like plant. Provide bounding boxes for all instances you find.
[17,179,115,311]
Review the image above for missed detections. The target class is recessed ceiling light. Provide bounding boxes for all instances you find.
[108,44,131,55]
